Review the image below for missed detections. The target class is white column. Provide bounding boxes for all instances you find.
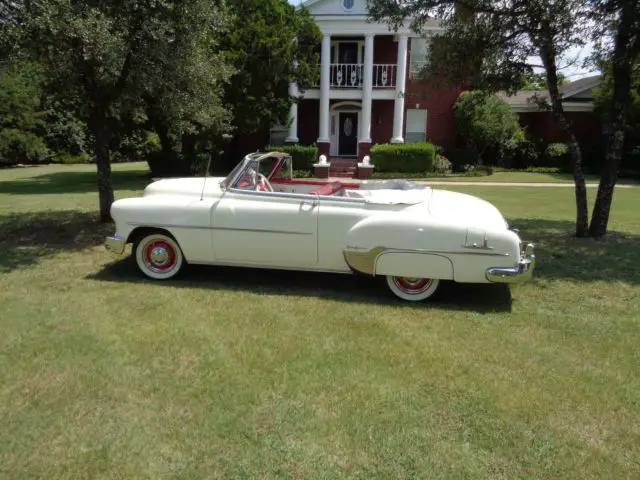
[360,34,374,144]
[391,35,408,143]
[318,33,331,143]
[285,81,299,143]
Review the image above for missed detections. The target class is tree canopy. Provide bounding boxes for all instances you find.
[367,0,640,237]
[15,0,233,220]
[220,0,321,139]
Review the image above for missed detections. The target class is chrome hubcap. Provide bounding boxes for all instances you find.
[142,239,177,273]
[149,246,169,266]
[393,277,432,295]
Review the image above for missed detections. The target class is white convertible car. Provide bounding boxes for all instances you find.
[105,152,535,301]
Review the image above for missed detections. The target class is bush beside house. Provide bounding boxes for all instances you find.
[371,142,436,173]
[265,144,317,170]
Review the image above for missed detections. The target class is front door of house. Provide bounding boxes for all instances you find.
[339,112,358,156]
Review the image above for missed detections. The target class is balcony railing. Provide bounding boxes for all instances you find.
[330,63,363,88]
[321,63,399,89]
[372,64,396,88]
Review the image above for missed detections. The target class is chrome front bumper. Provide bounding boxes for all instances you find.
[486,243,535,283]
[105,235,126,255]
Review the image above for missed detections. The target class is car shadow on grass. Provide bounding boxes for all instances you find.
[0,210,111,272]
[88,256,514,313]
[0,169,152,195]
[510,217,640,285]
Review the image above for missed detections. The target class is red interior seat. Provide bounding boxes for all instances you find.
[309,182,343,196]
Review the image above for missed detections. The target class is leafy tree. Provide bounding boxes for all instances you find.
[220,0,321,154]
[368,0,639,238]
[522,72,569,91]
[18,0,232,221]
[453,91,520,162]
[587,1,640,236]
[0,59,49,165]
[593,60,640,167]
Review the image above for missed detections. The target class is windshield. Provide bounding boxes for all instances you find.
[221,152,291,189]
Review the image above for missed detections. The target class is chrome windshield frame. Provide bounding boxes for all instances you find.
[220,151,292,191]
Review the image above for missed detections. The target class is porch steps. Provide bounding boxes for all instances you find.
[328,157,357,178]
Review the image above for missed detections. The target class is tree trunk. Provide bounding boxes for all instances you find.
[589,2,637,237]
[91,109,114,222]
[539,43,589,237]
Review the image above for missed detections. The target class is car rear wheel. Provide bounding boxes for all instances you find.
[134,232,184,280]
[386,276,440,302]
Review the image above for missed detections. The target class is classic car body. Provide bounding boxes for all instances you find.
[105,152,535,301]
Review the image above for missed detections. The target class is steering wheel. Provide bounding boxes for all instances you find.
[256,173,274,192]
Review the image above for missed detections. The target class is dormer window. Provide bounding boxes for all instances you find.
[342,0,354,12]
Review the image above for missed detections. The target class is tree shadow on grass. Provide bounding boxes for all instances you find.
[510,217,640,284]
[88,257,513,314]
[0,169,152,195]
[0,210,112,272]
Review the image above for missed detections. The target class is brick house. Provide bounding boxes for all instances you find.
[267,0,461,168]
[501,75,603,148]
[264,0,602,175]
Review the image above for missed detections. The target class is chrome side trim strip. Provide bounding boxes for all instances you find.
[127,222,210,230]
[190,260,353,275]
[126,222,312,235]
[343,246,510,275]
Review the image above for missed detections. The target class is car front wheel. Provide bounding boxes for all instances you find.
[134,232,184,280]
[386,276,440,302]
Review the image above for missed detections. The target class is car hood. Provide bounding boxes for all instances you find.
[425,189,509,230]
[144,177,226,197]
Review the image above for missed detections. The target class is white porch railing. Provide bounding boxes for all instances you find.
[318,63,403,88]
[330,63,363,88]
[372,64,396,88]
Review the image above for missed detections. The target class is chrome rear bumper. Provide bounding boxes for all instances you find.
[486,243,535,283]
[105,235,126,255]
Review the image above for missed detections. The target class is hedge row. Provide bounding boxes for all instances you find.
[265,144,318,170]
[370,142,437,173]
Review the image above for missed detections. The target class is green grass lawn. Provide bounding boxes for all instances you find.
[1,163,639,479]
[426,171,639,184]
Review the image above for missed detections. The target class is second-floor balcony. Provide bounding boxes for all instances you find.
[322,63,398,89]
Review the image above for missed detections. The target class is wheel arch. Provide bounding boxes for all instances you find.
[127,226,178,246]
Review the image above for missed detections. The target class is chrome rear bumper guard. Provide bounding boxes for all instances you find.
[105,235,126,255]
[486,243,535,283]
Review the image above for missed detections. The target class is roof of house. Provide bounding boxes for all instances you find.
[500,74,601,112]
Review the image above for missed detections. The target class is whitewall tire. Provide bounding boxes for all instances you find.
[386,276,440,302]
[134,233,184,280]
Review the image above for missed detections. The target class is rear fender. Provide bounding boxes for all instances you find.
[375,252,454,279]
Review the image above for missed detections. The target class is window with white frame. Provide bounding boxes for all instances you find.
[409,37,429,78]
[405,109,427,143]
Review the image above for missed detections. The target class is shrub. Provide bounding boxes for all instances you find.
[113,130,162,163]
[449,147,481,171]
[453,91,520,163]
[43,106,90,157]
[433,154,453,175]
[370,142,436,173]
[292,169,312,178]
[0,128,49,166]
[541,142,571,169]
[503,137,540,169]
[265,144,317,170]
[56,152,90,164]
